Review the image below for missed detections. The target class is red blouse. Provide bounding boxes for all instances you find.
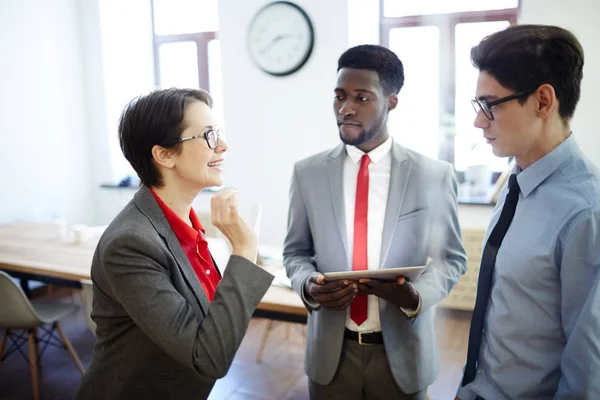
[150,188,221,301]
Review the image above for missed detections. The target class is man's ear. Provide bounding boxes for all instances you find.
[151,145,176,169]
[536,84,557,119]
[388,94,398,112]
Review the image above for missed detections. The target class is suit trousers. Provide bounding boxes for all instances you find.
[308,338,427,400]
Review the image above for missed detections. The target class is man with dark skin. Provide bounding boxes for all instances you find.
[284,44,466,400]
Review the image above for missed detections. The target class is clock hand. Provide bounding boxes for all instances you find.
[274,34,293,42]
[259,34,294,55]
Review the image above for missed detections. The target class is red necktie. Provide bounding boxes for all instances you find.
[351,154,370,326]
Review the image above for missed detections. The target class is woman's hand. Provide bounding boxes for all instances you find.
[211,189,257,263]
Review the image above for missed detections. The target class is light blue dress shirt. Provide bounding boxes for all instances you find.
[457,134,600,399]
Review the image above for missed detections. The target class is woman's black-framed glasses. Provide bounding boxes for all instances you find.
[471,89,535,121]
[176,128,224,149]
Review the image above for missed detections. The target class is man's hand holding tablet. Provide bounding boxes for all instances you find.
[322,266,426,311]
[322,266,426,283]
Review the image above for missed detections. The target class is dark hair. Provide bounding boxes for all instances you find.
[471,24,584,120]
[118,88,213,187]
[337,44,405,95]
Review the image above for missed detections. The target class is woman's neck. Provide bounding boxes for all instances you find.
[151,183,197,226]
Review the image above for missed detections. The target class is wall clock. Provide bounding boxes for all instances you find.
[247,1,315,76]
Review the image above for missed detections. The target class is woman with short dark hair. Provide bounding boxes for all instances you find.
[76,88,273,400]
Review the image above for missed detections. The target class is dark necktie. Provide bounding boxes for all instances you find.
[350,154,370,326]
[462,174,520,386]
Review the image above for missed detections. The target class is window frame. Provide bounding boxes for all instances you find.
[150,0,217,91]
[379,0,519,165]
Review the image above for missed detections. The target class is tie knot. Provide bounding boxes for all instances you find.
[360,154,371,168]
[508,174,520,193]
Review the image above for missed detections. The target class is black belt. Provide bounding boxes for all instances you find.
[344,328,384,345]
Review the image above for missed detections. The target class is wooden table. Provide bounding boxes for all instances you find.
[254,263,307,324]
[0,222,95,288]
[0,222,306,322]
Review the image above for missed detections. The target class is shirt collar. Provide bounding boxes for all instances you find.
[345,136,393,164]
[512,133,578,197]
[149,187,206,246]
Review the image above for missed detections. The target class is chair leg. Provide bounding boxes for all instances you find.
[255,319,276,363]
[55,323,85,374]
[70,288,79,304]
[0,329,9,361]
[79,288,86,307]
[284,323,291,340]
[32,328,41,365]
[28,330,40,400]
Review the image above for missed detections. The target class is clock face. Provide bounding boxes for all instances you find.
[247,1,314,76]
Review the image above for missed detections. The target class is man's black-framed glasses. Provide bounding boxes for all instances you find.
[176,128,224,149]
[471,89,535,121]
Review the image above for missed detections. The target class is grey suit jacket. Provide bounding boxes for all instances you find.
[76,186,273,400]
[283,142,467,394]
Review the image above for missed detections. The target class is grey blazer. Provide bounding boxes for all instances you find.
[283,142,467,394]
[76,186,273,400]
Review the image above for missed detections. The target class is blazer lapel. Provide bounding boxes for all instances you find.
[380,142,411,268]
[326,144,349,264]
[133,186,210,315]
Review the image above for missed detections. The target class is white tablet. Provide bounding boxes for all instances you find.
[323,266,426,282]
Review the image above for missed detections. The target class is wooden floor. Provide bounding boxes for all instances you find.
[0,289,471,400]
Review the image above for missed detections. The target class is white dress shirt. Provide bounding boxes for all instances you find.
[344,138,392,333]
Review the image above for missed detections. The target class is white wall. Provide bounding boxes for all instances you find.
[219,0,350,247]
[348,0,380,46]
[520,0,600,167]
[0,0,93,225]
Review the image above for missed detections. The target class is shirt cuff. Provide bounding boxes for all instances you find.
[400,292,422,318]
[301,275,321,310]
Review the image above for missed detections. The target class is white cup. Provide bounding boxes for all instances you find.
[54,219,68,241]
[71,224,89,244]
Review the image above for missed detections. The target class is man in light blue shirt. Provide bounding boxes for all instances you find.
[457,25,600,399]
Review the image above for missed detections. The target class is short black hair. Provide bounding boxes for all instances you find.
[337,44,404,95]
[471,24,584,121]
[118,88,213,187]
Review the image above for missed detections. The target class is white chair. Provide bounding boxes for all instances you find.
[0,271,85,400]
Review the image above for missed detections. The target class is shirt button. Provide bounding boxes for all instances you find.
[477,368,482,375]
[206,270,211,275]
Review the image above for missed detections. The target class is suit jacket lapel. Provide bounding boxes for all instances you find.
[133,186,210,315]
[380,142,411,268]
[326,144,349,265]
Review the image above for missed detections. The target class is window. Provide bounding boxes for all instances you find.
[98,0,155,183]
[380,0,519,175]
[151,0,223,122]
